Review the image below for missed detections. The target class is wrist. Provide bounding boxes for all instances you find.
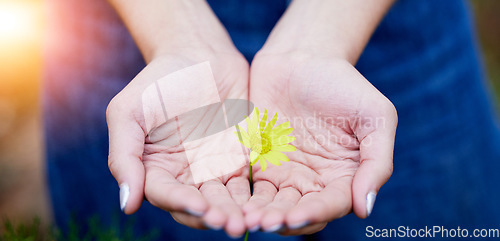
[148,12,239,63]
[257,39,353,64]
[258,0,394,65]
[110,0,238,63]
[149,35,239,64]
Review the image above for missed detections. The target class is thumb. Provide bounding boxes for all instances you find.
[352,105,397,218]
[106,100,146,214]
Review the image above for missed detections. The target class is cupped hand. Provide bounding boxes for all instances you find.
[243,52,398,235]
[106,49,251,238]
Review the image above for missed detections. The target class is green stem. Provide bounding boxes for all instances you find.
[249,164,253,193]
[243,230,249,241]
[244,164,253,241]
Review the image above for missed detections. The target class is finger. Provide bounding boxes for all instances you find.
[170,211,206,229]
[144,166,208,216]
[225,176,251,207]
[285,179,351,228]
[352,106,397,218]
[107,104,146,214]
[200,181,246,238]
[260,187,302,232]
[243,181,277,213]
[280,222,327,236]
[243,181,277,230]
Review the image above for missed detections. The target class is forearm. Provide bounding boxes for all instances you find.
[107,0,236,63]
[260,0,395,64]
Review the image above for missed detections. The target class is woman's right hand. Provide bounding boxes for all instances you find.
[105,0,253,237]
[106,49,251,238]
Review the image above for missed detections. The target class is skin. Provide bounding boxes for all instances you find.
[106,0,396,237]
[246,56,397,235]
[106,0,251,237]
[243,0,397,234]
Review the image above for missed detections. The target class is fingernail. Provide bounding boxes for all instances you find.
[185,208,204,217]
[249,225,260,233]
[203,222,223,231]
[366,191,377,217]
[227,233,243,239]
[288,220,309,230]
[264,224,283,233]
[119,183,129,212]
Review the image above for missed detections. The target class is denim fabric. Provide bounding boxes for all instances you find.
[42,0,500,240]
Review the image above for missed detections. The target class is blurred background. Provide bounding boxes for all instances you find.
[0,0,49,226]
[0,0,499,238]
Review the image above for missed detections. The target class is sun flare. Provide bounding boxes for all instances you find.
[0,2,43,43]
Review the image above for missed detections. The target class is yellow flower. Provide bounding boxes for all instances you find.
[234,107,296,171]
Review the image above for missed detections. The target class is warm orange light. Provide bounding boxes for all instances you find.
[0,6,30,37]
[0,1,43,43]
[0,1,44,87]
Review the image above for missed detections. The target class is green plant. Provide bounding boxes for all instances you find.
[0,215,159,241]
[0,217,53,241]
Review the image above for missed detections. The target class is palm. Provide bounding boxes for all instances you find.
[107,51,251,237]
[244,54,397,234]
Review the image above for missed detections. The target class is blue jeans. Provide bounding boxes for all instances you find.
[43,0,500,240]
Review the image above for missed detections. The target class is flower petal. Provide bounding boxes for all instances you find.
[234,125,251,147]
[265,150,290,164]
[259,156,267,172]
[250,151,259,165]
[271,144,297,152]
[262,152,282,166]
[234,132,251,148]
[270,126,293,138]
[271,135,296,146]
[263,113,278,135]
[235,125,250,137]
[251,107,259,132]
[246,115,257,135]
[275,121,290,130]
[259,109,268,133]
